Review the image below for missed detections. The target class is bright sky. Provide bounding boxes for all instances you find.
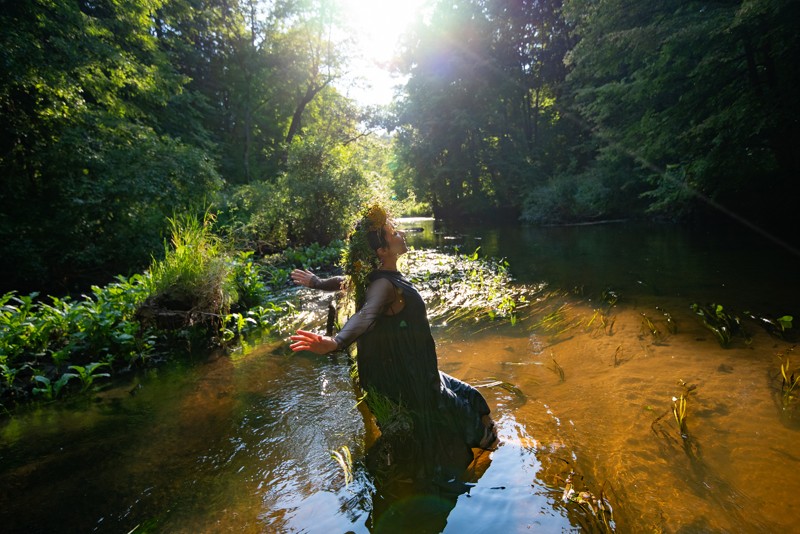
[337,0,431,106]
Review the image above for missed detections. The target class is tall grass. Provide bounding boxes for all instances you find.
[145,212,237,323]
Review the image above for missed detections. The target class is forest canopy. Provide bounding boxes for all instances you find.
[1,0,797,293]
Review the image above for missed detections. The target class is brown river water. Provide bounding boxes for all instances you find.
[1,219,799,533]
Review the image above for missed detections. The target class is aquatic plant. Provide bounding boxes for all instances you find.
[672,381,696,438]
[533,302,583,343]
[672,394,688,436]
[360,388,413,435]
[744,311,794,340]
[0,363,22,387]
[31,373,76,400]
[550,355,566,382]
[651,381,696,441]
[404,248,535,327]
[230,251,270,309]
[690,303,749,347]
[0,274,156,406]
[473,378,526,398]
[330,445,354,487]
[586,308,614,337]
[780,355,800,408]
[600,288,619,307]
[282,240,345,271]
[144,211,237,327]
[656,306,678,334]
[560,470,615,532]
[612,345,625,367]
[639,312,663,344]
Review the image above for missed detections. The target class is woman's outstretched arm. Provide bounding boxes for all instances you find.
[291,269,344,291]
[289,277,395,354]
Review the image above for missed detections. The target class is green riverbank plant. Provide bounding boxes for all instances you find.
[1,224,527,412]
[1,274,155,405]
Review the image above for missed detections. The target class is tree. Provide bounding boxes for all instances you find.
[563,0,800,224]
[394,0,577,219]
[0,0,221,292]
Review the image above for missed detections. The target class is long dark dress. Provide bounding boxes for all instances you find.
[332,270,491,481]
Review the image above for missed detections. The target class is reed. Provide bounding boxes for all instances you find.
[551,355,566,382]
[780,357,800,407]
[330,445,353,486]
[672,394,688,436]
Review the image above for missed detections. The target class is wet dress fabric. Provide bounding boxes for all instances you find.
[329,270,491,477]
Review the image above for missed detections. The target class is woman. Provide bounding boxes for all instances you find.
[289,205,497,483]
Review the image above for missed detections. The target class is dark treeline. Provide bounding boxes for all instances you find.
[2,0,798,294]
[395,0,800,231]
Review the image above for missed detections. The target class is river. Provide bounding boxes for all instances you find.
[1,219,798,533]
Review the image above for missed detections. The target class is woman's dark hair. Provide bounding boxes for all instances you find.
[365,223,387,251]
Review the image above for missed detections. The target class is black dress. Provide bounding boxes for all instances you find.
[333,270,491,479]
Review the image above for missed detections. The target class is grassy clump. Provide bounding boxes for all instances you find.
[144,212,236,324]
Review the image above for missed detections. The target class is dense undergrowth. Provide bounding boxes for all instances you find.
[0,216,527,415]
[0,213,343,413]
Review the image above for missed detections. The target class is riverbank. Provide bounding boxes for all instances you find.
[0,213,344,413]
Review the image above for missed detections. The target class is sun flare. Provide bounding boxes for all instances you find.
[337,0,431,105]
[340,0,428,62]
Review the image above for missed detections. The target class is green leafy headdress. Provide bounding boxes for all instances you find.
[343,203,389,309]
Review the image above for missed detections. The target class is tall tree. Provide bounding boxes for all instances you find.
[395,0,576,219]
[0,0,221,292]
[563,0,800,223]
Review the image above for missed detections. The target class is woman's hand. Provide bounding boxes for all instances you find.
[291,269,319,288]
[289,329,338,354]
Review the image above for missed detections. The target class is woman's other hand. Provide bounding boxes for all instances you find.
[289,329,338,354]
[291,269,319,288]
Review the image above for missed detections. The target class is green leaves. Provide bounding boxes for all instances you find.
[564,0,800,220]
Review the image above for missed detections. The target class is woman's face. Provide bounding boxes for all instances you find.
[380,222,407,258]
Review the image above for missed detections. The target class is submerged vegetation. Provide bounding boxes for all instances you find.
[690,303,749,347]
[403,248,535,328]
[560,469,615,533]
[692,303,795,348]
[331,445,354,487]
[777,347,800,412]
[651,381,697,443]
